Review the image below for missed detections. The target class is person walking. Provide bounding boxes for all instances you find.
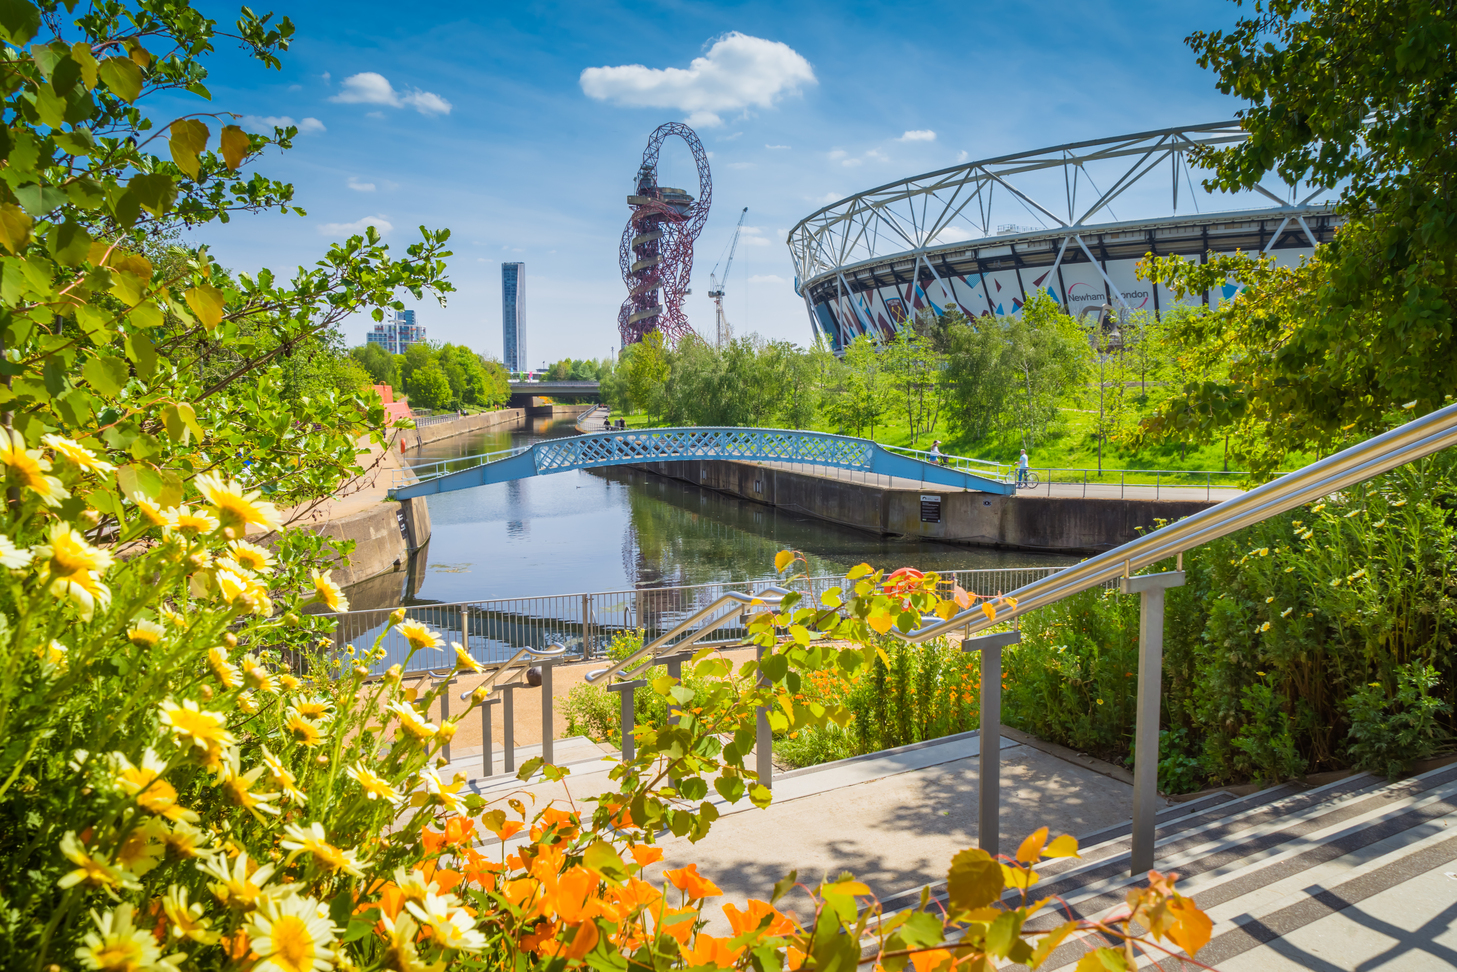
[1017,449,1029,485]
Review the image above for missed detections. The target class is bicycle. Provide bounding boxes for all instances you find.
[1016,469,1040,489]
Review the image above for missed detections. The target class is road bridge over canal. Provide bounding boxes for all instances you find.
[389,427,1012,499]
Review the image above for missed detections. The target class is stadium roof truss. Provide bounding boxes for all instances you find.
[786,121,1345,326]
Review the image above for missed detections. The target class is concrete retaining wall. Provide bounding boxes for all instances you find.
[631,458,1214,554]
[309,495,433,588]
[396,408,525,451]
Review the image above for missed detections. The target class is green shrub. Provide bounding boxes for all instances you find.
[1345,662,1451,778]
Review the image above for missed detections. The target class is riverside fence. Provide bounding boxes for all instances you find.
[323,565,1080,676]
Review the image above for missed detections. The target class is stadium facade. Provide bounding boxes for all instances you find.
[786,122,1343,352]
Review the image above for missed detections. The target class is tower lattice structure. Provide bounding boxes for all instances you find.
[617,123,712,347]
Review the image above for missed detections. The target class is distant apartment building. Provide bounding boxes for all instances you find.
[365,310,427,354]
[502,262,526,372]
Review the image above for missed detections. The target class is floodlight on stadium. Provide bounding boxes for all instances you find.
[786,121,1344,352]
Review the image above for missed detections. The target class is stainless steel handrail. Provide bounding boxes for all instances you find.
[892,401,1457,643]
[585,586,791,684]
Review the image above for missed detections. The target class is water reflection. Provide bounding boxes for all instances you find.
[346,415,1075,610]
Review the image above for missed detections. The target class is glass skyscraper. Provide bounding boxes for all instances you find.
[502,262,526,372]
[364,309,427,354]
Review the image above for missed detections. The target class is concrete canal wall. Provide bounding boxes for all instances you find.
[397,407,525,451]
[630,458,1216,554]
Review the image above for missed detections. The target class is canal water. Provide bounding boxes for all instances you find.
[360,415,1075,608]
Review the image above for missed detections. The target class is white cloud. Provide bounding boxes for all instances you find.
[721,131,744,141]
[765,144,790,150]
[828,149,847,160]
[239,115,325,135]
[933,225,976,245]
[739,226,771,246]
[347,177,375,192]
[956,150,969,163]
[727,161,755,170]
[580,32,815,127]
[749,274,787,284]
[812,191,843,205]
[321,71,331,83]
[899,129,936,142]
[317,215,393,237]
[330,72,452,115]
[841,157,862,167]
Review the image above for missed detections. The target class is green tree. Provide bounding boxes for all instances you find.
[1143,0,1457,476]
[349,340,398,389]
[828,334,892,438]
[406,363,452,411]
[1003,295,1091,449]
[620,331,669,416]
[884,326,945,446]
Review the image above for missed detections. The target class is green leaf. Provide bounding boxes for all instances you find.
[0,0,41,45]
[760,652,788,683]
[985,910,1025,959]
[33,83,67,128]
[220,124,249,170]
[161,404,188,443]
[81,354,127,396]
[516,756,543,781]
[0,203,32,253]
[46,219,90,267]
[341,918,374,944]
[583,840,629,882]
[70,41,97,88]
[54,387,93,427]
[946,847,1004,914]
[13,185,65,218]
[169,118,209,179]
[126,173,175,216]
[748,782,772,808]
[770,869,798,904]
[129,432,161,461]
[712,773,745,803]
[75,305,113,342]
[98,56,142,102]
[1029,920,1076,969]
[52,127,95,156]
[847,563,874,580]
[184,282,225,329]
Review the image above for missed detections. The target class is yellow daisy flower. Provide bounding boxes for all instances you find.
[114,817,167,877]
[280,822,366,878]
[0,534,32,569]
[161,884,218,944]
[387,701,438,742]
[396,620,442,651]
[378,913,438,972]
[58,832,139,891]
[74,903,161,972]
[112,749,198,823]
[345,763,398,803]
[417,767,467,813]
[208,647,242,690]
[237,691,260,715]
[284,711,322,748]
[160,605,188,628]
[309,570,349,613]
[453,641,483,673]
[246,893,337,972]
[167,505,219,536]
[33,523,113,621]
[241,656,275,693]
[161,820,210,859]
[38,639,68,670]
[406,893,487,951]
[128,491,171,527]
[219,750,281,822]
[278,673,301,692]
[43,433,116,474]
[158,699,236,761]
[200,851,287,910]
[293,697,331,721]
[260,747,306,805]
[127,619,164,648]
[196,472,283,537]
[0,428,69,506]
[227,539,275,573]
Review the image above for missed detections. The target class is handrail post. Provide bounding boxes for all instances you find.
[439,676,454,763]
[582,593,592,658]
[608,680,647,761]
[478,695,500,777]
[756,643,773,789]
[666,654,684,724]
[965,629,1020,858]
[539,660,554,767]
[1121,570,1185,876]
[498,682,523,774]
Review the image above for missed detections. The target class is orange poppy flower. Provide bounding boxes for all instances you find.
[560,919,600,960]
[519,918,558,954]
[723,899,797,937]
[553,867,603,924]
[663,863,722,900]
[484,817,526,841]
[630,845,664,868]
[681,933,745,967]
[654,906,699,944]
[910,948,954,972]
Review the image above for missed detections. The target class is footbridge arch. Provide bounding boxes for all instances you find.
[390,427,1012,499]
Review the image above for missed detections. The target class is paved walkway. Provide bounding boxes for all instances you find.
[456,728,1148,934]
[760,461,1244,503]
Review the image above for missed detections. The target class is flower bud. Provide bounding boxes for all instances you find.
[223,632,238,648]
[384,664,402,685]
[437,721,458,743]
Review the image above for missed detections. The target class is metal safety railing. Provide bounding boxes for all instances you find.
[389,447,528,488]
[324,565,1067,676]
[574,401,1457,877]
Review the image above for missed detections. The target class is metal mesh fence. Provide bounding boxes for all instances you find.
[325,565,1091,676]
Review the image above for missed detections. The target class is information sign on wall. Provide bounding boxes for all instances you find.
[920,495,942,523]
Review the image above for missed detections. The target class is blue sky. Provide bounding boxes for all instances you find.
[187,0,1246,365]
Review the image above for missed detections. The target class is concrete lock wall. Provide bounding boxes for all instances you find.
[309,494,433,588]
[632,458,1216,554]
[397,408,525,451]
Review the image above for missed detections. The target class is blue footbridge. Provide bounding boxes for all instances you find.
[389,427,1013,499]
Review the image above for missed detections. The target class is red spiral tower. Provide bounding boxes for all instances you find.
[618,123,712,347]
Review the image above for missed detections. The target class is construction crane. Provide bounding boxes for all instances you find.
[707,207,748,347]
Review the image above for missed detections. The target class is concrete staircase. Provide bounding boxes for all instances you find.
[887,762,1457,969]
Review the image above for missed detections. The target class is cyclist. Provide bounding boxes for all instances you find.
[929,440,947,465]
[1016,449,1029,485]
